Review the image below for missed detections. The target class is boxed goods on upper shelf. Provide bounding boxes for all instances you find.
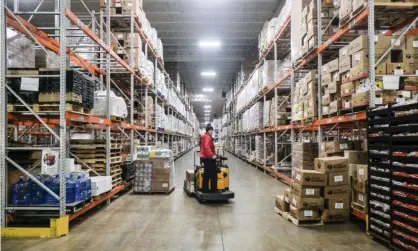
[258,0,291,57]
[92,90,128,118]
[7,28,35,68]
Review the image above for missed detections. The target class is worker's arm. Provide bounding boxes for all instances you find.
[204,137,216,158]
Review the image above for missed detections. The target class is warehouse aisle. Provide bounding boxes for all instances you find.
[2,150,387,251]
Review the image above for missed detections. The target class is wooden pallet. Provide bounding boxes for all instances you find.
[38,92,82,104]
[110,115,124,122]
[7,104,35,112]
[134,187,175,195]
[274,207,324,227]
[70,144,122,150]
[78,156,122,165]
[33,103,90,114]
[340,3,367,27]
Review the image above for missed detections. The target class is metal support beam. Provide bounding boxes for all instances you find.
[0,0,6,227]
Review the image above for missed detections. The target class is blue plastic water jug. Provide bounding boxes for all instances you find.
[44,175,60,204]
[29,176,45,204]
[11,176,29,205]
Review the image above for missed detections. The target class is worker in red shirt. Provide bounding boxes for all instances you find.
[200,124,218,193]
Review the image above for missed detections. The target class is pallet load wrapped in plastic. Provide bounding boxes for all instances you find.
[255,135,263,164]
[7,28,35,68]
[261,60,283,90]
[92,90,128,119]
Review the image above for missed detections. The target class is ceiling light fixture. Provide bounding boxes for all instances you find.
[203,88,214,92]
[201,71,216,77]
[204,105,212,108]
[199,41,221,47]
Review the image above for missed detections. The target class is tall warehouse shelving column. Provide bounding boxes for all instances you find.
[0,0,7,228]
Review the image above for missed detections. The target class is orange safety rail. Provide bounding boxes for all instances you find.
[7,11,102,76]
[352,208,367,221]
[406,27,418,36]
[69,184,126,221]
[315,111,367,126]
[65,9,146,85]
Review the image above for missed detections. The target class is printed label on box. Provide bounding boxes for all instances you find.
[394,69,404,75]
[345,102,350,108]
[391,39,401,46]
[335,202,344,209]
[375,98,383,105]
[397,98,405,103]
[306,189,315,196]
[292,198,297,206]
[117,34,123,39]
[340,144,348,150]
[162,183,168,188]
[359,168,365,175]
[334,175,343,182]
[304,210,313,217]
[355,54,361,61]
[413,40,418,47]
[285,196,289,203]
[296,174,301,181]
[21,78,39,92]
[359,194,364,202]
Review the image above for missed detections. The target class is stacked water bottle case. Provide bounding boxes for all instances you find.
[11,174,92,206]
[368,102,418,250]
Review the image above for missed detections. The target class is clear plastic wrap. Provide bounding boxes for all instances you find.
[92,90,128,118]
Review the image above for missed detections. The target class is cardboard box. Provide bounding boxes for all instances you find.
[329,100,341,114]
[290,206,320,221]
[324,185,350,199]
[339,56,351,73]
[339,45,350,61]
[357,164,368,181]
[322,94,330,105]
[341,82,355,96]
[306,19,317,40]
[339,0,353,20]
[344,150,368,164]
[293,169,327,187]
[328,81,339,94]
[302,5,309,17]
[276,195,290,212]
[326,197,350,210]
[305,70,317,83]
[349,35,368,55]
[375,34,392,50]
[301,17,307,36]
[349,164,357,177]
[352,191,367,207]
[332,71,341,82]
[351,91,368,107]
[352,177,367,193]
[328,171,349,186]
[291,183,321,198]
[290,195,325,209]
[375,90,394,105]
[328,58,339,73]
[322,209,350,223]
[322,73,332,86]
[323,141,341,154]
[351,49,368,67]
[284,188,291,204]
[186,170,194,182]
[315,157,349,173]
[350,63,369,76]
[342,96,351,109]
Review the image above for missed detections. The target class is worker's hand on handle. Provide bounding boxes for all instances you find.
[212,155,218,160]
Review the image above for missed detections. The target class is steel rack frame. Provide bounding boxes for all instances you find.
[0,0,198,237]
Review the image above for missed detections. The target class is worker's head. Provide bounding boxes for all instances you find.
[206,124,213,136]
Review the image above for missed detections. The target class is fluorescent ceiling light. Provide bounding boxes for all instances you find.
[201,71,216,77]
[204,105,212,108]
[199,41,221,47]
[203,88,214,92]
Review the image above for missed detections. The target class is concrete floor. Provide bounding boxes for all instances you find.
[3,150,388,251]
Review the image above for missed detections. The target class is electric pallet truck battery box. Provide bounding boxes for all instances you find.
[275,195,289,212]
[291,183,321,198]
[290,206,320,221]
[185,170,194,182]
[293,169,327,187]
[314,157,348,173]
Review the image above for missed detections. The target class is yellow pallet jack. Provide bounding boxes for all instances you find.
[193,151,234,202]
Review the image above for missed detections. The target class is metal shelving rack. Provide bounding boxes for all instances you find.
[223,0,418,201]
[0,0,199,237]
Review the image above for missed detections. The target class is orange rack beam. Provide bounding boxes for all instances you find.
[7,10,102,76]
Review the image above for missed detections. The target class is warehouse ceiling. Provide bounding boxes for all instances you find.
[143,0,283,124]
[7,0,283,124]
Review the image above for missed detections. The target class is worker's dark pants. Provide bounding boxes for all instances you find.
[202,159,217,193]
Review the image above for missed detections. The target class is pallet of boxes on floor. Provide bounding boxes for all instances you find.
[274,140,368,226]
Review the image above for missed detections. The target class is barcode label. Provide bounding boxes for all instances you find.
[304,210,313,217]
[306,189,315,195]
[334,175,343,182]
[359,168,365,175]
[335,202,344,209]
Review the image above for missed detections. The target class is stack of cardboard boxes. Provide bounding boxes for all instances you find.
[300,0,335,57]
[293,70,318,121]
[321,59,341,115]
[345,150,368,213]
[292,142,318,170]
[315,157,350,222]
[289,169,326,222]
[100,0,143,16]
